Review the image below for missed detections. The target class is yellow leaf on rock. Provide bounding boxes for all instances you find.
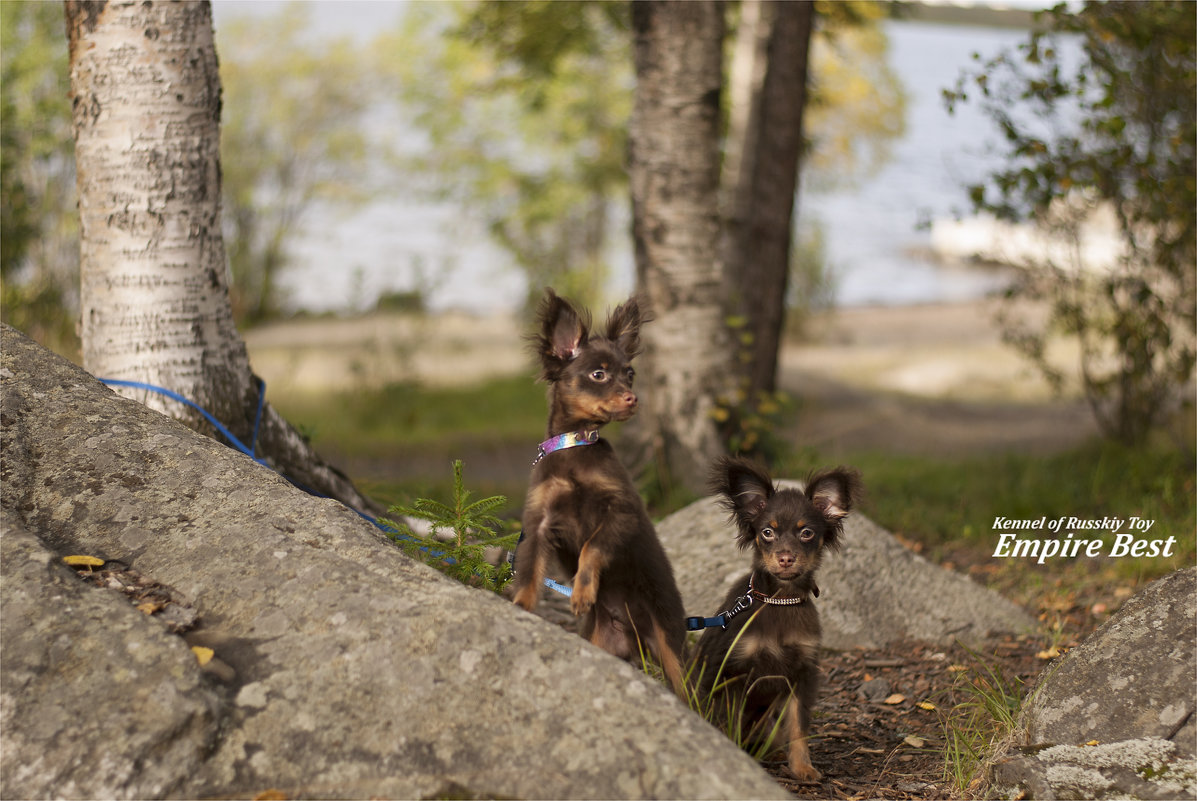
[883,693,906,705]
[253,791,289,801]
[1037,646,1061,660]
[1084,740,1100,747]
[63,555,104,568]
[191,646,214,666]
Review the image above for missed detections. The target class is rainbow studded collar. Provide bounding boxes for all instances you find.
[532,429,599,466]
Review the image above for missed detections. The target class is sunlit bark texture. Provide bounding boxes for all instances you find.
[66,0,378,514]
[627,0,731,495]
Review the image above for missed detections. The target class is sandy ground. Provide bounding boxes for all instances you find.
[244,298,1097,459]
[779,299,1096,457]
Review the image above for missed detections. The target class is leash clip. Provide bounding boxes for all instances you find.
[719,591,754,629]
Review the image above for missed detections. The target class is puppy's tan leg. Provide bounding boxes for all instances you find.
[784,694,821,782]
[571,540,606,617]
[514,478,569,611]
[511,541,545,611]
[650,620,687,698]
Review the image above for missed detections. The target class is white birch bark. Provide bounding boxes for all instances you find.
[67,0,378,514]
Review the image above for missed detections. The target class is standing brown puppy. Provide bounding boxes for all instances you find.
[693,457,861,782]
[511,288,687,695]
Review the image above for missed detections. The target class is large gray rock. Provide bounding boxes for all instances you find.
[1,511,222,799]
[0,324,786,801]
[989,568,1197,800]
[658,492,1036,649]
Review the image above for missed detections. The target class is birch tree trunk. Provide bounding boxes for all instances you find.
[721,0,814,397]
[66,0,379,515]
[627,0,731,496]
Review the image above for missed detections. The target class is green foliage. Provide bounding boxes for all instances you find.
[381,460,518,593]
[269,374,545,455]
[945,1,1197,445]
[216,4,381,324]
[0,1,80,357]
[713,313,795,463]
[938,644,1027,794]
[803,1,907,191]
[784,436,1196,579]
[380,1,905,316]
[375,1,629,315]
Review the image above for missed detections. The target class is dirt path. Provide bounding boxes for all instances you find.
[778,300,1095,459]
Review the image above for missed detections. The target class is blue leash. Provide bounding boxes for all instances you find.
[97,377,730,628]
[100,378,269,465]
[97,377,455,560]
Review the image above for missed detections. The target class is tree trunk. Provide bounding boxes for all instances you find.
[627,0,730,496]
[721,0,814,397]
[66,0,379,515]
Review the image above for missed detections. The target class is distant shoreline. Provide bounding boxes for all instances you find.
[895,1,1038,31]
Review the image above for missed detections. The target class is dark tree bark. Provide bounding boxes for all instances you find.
[721,0,815,398]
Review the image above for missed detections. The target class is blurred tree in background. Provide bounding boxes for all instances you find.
[804,1,906,188]
[381,0,905,486]
[948,0,1196,446]
[0,1,79,357]
[380,0,903,323]
[375,1,631,314]
[217,4,383,324]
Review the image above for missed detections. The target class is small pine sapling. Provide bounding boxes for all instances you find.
[381,460,519,593]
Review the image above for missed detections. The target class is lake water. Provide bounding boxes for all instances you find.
[260,16,1041,314]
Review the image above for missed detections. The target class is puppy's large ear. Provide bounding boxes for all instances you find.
[534,288,590,382]
[805,467,862,550]
[605,295,649,360]
[710,456,775,548]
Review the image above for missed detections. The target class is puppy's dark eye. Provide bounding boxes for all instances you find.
[590,369,608,382]
[760,527,776,542]
[626,367,635,385]
[799,527,816,542]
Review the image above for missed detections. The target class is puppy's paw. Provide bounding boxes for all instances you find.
[570,573,597,617]
[512,584,539,612]
[785,760,821,784]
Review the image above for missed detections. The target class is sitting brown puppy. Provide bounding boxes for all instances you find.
[693,456,861,782]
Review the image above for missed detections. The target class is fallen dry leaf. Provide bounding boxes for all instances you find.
[1036,646,1061,660]
[253,791,288,801]
[63,555,104,568]
[916,701,936,711]
[883,693,906,705]
[191,646,214,666]
[903,735,926,748]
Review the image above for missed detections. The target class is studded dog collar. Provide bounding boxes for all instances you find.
[748,573,810,605]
